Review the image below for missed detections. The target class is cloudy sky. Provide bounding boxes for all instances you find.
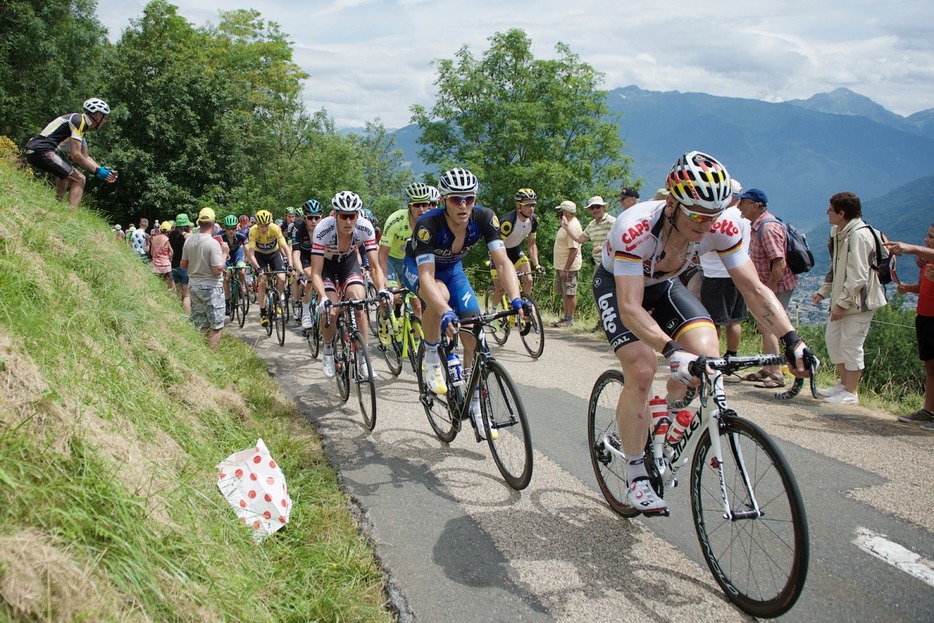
[96,1,934,129]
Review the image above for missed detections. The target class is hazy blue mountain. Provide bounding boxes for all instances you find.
[390,85,934,228]
[787,88,911,132]
[906,109,934,139]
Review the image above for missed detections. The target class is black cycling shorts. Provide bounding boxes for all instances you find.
[255,251,285,273]
[321,252,364,294]
[592,264,714,351]
[25,149,74,179]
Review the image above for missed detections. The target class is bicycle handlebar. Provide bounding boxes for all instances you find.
[322,296,380,328]
[689,353,819,400]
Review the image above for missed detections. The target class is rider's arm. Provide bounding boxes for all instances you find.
[526,233,541,268]
[67,137,102,173]
[309,254,327,301]
[367,248,387,291]
[729,261,794,338]
[377,245,391,282]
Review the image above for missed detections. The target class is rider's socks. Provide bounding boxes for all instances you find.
[624,454,649,482]
[423,340,440,362]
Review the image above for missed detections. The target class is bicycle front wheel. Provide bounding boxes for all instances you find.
[518,293,544,359]
[353,332,377,431]
[415,340,459,442]
[690,416,809,618]
[274,300,286,346]
[335,322,351,403]
[481,359,533,490]
[264,294,274,337]
[483,286,510,345]
[365,280,379,339]
[587,369,640,517]
[237,281,248,328]
[378,306,403,377]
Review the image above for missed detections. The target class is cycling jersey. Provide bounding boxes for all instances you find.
[248,223,288,255]
[405,206,504,267]
[291,220,314,253]
[25,113,89,153]
[381,208,411,259]
[311,216,377,260]
[499,209,538,248]
[224,229,248,267]
[600,201,747,286]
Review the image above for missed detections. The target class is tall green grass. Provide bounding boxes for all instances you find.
[0,160,392,621]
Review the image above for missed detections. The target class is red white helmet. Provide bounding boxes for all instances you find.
[666,151,732,212]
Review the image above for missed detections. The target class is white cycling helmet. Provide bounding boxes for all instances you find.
[331,190,363,213]
[438,168,478,197]
[83,98,111,115]
[428,185,441,203]
[666,151,732,212]
[405,182,432,203]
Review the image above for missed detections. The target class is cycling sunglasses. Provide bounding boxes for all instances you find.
[337,212,358,221]
[304,214,321,221]
[678,203,723,224]
[410,202,437,208]
[447,195,476,206]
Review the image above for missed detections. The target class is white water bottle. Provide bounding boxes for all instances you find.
[447,352,465,389]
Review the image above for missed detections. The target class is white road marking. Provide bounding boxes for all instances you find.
[853,527,934,588]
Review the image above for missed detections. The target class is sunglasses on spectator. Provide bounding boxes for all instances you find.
[587,204,605,211]
[447,195,476,206]
[678,203,723,224]
[337,212,358,221]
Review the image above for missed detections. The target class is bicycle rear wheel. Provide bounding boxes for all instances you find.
[690,416,809,618]
[518,293,545,359]
[481,359,533,490]
[587,369,640,517]
[378,306,403,377]
[352,332,377,430]
[334,323,351,402]
[483,286,510,345]
[264,293,274,337]
[415,340,459,442]
[306,314,321,359]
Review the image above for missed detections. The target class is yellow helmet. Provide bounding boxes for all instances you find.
[255,209,273,225]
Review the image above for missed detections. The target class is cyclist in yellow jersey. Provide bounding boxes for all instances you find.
[379,182,438,316]
[247,209,293,326]
[489,187,545,307]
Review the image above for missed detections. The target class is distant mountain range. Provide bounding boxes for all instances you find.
[390,86,934,232]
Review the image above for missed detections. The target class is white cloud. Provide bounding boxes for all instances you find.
[96,0,934,127]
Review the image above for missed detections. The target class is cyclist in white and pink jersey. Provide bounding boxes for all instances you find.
[593,151,814,515]
[310,191,390,379]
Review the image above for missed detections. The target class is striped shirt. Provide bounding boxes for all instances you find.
[749,211,797,294]
[582,214,616,261]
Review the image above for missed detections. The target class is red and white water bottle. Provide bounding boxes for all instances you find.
[649,395,669,445]
[666,409,695,445]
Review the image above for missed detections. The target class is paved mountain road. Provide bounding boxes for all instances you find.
[232,315,934,622]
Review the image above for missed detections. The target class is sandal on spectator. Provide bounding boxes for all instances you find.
[742,369,770,382]
[754,373,786,388]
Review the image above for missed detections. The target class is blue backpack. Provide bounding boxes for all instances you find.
[756,217,815,275]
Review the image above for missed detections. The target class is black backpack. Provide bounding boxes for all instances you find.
[861,224,892,285]
[756,217,815,274]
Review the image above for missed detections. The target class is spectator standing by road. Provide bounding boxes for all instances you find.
[562,195,617,332]
[737,188,797,388]
[23,98,117,207]
[609,186,640,217]
[812,192,887,405]
[170,214,192,315]
[889,225,934,428]
[148,221,174,291]
[130,218,149,262]
[554,200,583,327]
[181,208,225,350]
[700,179,749,363]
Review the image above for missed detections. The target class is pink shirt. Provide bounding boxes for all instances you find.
[749,211,797,294]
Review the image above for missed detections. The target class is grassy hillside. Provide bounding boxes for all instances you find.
[0,158,392,621]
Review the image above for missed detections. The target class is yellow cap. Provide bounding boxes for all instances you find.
[197,207,215,223]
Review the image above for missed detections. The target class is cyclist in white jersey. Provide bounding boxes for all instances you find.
[310,191,390,378]
[593,151,813,514]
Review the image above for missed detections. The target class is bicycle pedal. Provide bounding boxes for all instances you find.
[641,508,670,518]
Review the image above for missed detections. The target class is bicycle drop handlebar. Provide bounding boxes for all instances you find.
[322,296,381,328]
[688,353,820,399]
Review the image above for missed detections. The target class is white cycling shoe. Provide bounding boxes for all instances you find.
[469,396,498,441]
[422,359,447,395]
[627,478,668,514]
[301,313,313,329]
[323,353,335,378]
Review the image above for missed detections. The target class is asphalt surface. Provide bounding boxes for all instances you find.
[230,307,934,622]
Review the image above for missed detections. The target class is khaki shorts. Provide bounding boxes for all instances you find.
[825,309,875,371]
[554,270,579,297]
[190,283,226,331]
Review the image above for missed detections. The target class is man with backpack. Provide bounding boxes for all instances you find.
[811,192,887,405]
[737,189,798,388]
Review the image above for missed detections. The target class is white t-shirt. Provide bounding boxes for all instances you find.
[699,214,751,278]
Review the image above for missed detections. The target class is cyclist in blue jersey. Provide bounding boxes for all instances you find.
[292,198,324,329]
[222,214,249,313]
[402,168,528,420]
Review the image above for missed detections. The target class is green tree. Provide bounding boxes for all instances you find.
[410,29,632,215]
[0,0,108,142]
[349,119,414,221]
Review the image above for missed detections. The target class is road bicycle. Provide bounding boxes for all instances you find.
[375,287,423,377]
[482,269,545,359]
[324,295,380,431]
[225,266,249,329]
[587,354,816,618]
[416,309,533,490]
[261,270,288,346]
[361,265,380,338]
